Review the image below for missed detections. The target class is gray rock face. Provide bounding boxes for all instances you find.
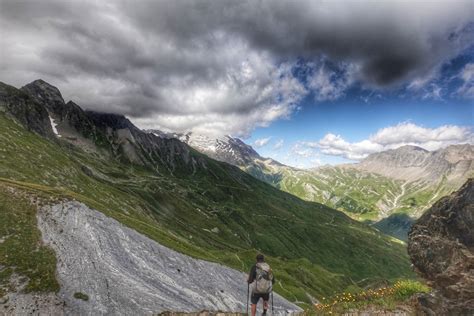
[37,201,301,315]
[408,179,474,315]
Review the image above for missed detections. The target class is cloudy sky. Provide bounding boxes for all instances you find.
[1,0,473,167]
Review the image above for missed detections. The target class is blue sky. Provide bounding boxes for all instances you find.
[247,54,474,168]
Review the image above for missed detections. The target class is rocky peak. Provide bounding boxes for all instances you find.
[0,81,54,138]
[21,79,65,114]
[180,133,261,166]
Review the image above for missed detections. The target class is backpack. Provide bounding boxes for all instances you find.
[253,262,273,294]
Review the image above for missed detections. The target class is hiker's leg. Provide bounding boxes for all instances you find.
[262,299,268,314]
[250,293,261,316]
[251,303,257,316]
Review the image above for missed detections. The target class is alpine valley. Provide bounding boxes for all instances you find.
[0,80,416,313]
[151,131,473,241]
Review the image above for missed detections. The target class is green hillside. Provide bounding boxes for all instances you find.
[271,164,471,240]
[0,98,414,306]
[277,166,451,220]
[278,167,403,221]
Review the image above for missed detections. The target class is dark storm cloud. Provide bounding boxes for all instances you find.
[0,0,473,135]
[119,0,473,85]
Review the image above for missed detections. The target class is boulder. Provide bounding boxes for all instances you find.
[408,179,474,315]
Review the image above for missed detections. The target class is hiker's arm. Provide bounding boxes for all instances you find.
[247,265,256,283]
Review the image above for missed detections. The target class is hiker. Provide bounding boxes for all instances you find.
[247,254,274,316]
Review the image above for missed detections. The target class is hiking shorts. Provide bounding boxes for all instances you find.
[251,292,270,304]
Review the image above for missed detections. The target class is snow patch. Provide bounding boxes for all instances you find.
[48,115,61,137]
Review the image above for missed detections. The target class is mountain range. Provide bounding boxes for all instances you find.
[0,79,414,310]
[157,131,473,240]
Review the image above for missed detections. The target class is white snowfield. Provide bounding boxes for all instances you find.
[37,201,302,315]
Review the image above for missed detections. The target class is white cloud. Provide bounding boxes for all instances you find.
[456,63,474,99]
[317,134,382,160]
[291,143,315,158]
[254,137,272,148]
[421,83,444,100]
[308,62,357,101]
[273,139,284,150]
[310,122,473,160]
[370,123,472,146]
[115,57,307,138]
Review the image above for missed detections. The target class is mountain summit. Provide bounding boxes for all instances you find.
[149,131,261,166]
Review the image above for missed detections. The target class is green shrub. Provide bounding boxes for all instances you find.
[73,292,89,301]
[393,279,430,300]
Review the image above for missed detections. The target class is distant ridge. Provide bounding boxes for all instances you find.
[167,131,473,240]
[354,144,473,183]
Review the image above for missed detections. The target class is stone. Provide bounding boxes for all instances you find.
[408,179,474,315]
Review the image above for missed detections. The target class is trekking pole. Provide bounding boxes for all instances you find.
[271,291,274,315]
[246,283,249,315]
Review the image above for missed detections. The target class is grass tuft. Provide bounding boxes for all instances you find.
[313,279,430,314]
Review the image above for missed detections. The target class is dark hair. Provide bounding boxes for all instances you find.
[256,254,264,262]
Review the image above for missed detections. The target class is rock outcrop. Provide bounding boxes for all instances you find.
[37,201,301,315]
[408,179,474,315]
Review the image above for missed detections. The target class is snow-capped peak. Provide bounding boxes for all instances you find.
[146,129,263,166]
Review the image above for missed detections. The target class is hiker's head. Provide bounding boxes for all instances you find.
[256,254,264,262]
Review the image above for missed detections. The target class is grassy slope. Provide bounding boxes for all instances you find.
[0,185,59,296]
[279,167,402,221]
[0,113,414,305]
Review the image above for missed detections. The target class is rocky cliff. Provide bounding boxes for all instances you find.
[408,179,474,315]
